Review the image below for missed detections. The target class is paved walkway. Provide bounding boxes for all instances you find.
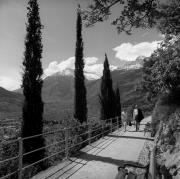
[32,117,152,179]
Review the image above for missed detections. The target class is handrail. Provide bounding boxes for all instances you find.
[0,115,121,179]
[22,128,66,141]
[0,170,18,179]
[0,155,19,165]
[91,126,104,133]
[0,138,20,145]
[69,131,89,138]
[23,139,65,157]
[22,148,66,171]
[1,116,116,143]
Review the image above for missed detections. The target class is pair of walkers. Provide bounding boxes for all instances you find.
[121,105,144,132]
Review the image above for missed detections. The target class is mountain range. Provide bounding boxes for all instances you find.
[0,68,149,122]
[0,56,150,121]
[43,55,145,81]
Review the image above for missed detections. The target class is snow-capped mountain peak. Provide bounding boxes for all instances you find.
[44,56,144,80]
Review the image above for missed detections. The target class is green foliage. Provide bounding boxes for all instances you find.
[157,0,180,36]
[22,0,46,166]
[99,54,116,121]
[167,111,180,135]
[141,36,180,102]
[74,6,87,124]
[83,0,180,36]
[141,55,158,102]
[0,141,18,178]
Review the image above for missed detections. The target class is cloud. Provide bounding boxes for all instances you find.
[85,57,99,65]
[0,76,20,91]
[44,57,117,79]
[113,41,161,61]
[44,57,75,76]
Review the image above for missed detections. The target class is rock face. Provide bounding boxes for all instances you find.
[156,111,180,178]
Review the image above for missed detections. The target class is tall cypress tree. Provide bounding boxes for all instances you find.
[22,0,45,166]
[114,86,121,123]
[99,54,116,121]
[74,5,87,124]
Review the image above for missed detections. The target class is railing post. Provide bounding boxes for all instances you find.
[88,123,91,145]
[18,137,23,179]
[116,116,119,130]
[111,118,113,133]
[65,128,69,159]
[101,122,104,138]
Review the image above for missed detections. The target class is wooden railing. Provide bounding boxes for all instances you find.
[0,116,121,179]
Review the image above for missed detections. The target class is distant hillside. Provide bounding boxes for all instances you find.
[0,87,23,120]
[1,68,150,122]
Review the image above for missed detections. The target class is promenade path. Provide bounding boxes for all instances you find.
[32,116,152,179]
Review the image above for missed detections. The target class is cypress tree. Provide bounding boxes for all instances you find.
[99,54,116,121]
[22,0,45,166]
[114,86,121,123]
[74,5,87,124]
[115,86,121,116]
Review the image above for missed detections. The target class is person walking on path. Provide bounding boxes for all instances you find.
[121,110,127,132]
[133,105,144,131]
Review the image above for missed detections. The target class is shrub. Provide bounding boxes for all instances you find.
[0,141,19,179]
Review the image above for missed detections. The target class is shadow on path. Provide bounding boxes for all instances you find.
[127,130,144,132]
[76,151,141,167]
[107,134,154,141]
[45,131,121,179]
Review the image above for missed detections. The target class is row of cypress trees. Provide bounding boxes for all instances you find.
[21,0,121,168]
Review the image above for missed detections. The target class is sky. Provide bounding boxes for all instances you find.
[0,0,163,91]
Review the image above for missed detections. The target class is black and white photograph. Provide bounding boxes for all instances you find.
[0,0,180,178]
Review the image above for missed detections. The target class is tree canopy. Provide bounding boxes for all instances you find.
[141,35,180,101]
[82,0,180,35]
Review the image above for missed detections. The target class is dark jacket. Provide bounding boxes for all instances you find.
[135,109,144,122]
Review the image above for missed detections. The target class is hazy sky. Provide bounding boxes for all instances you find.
[0,0,163,90]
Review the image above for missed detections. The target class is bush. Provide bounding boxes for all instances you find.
[0,141,19,179]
